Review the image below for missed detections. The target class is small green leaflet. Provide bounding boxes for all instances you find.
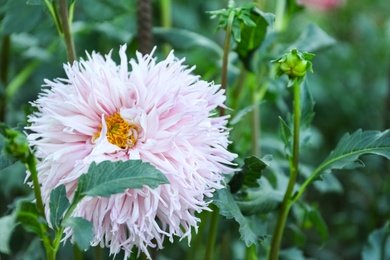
[213,188,259,246]
[62,217,94,251]
[75,160,169,198]
[311,129,390,183]
[16,201,46,238]
[49,184,70,230]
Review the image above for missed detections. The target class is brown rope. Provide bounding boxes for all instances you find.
[137,0,153,55]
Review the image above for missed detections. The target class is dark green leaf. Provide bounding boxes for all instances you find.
[362,221,390,260]
[0,214,16,254]
[20,237,45,260]
[288,24,336,53]
[153,27,223,57]
[76,160,169,198]
[49,184,70,229]
[16,201,46,238]
[311,130,390,182]
[62,217,94,251]
[213,188,259,246]
[230,103,262,125]
[229,155,271,193]
[279,116,293,156]
[279,247,306,260]
[300,80,315,129]
[0,135,16,171]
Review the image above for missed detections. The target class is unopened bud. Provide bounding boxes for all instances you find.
[273,49,314,79]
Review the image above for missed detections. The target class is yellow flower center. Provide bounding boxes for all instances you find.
[93,112,141,149]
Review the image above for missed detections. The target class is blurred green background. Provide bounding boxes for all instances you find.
[1,0,390,259]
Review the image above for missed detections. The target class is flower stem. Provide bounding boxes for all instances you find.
[220,9,235,117]
[58,0,76,63]
[205,204,219,260]
[274,0,286,31]
[160,0,172,55]
[269,79,301,259]
[26,153,45,218]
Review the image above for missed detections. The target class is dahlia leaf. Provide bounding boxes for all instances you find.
[0,214,16,254]
[288,24,336,53]
[16,201,46,238]
[62,217,94,251]
[308,130,390,184]
[362,221,390,260]
[236,188,283,215]
[0,136,16,171]
[213,188,259,246]
[49,184,70,230]
[229,155,271,193]
[77,160,169,198]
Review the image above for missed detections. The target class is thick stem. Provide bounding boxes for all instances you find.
[59,0,76,63]
[269,79,301,259]
[27,154,45,218]
[137,0,153,55]
[274,0,286,31]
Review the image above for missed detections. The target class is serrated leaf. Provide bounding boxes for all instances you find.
[16,201,46,238]
[76,160,169,198]
[213,188,258,246]
[49,184,70,229]
[288,24,336,52]
[153,27,223,57]
[62,217,94,251]
[362,221,390,260]
[0,214,16,254]
[311,130,390,183]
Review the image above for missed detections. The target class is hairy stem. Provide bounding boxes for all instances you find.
[59,0,76,63]
[269,79,301,259]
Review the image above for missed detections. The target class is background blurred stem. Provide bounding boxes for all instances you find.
[269,79,301,259]
[160,0,172,55]
[205,204,219,260]
[137,0,153,55]
[59,0,76,63]
[274,0,286,31]
[0,35,10,122]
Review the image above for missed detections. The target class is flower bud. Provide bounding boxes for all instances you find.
[5,129,30,163]
[273,49,314,79]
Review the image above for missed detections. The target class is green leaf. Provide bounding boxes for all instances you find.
[228,155,271,193]
[279,247,305,260]
[62,217,94,251]
[49,184,70,229]
[311,130,390,182]
[16,201,46,238]
[0,214,16,254]
[75,160,169,198]
[362,221,390,260]
[20,237,45,260]
[307,206,328,243]
[230,104,258,125]
[300,80,315,129]
[0,135,16,171]
[236,187,283,215]
[153,27,223,57]
[235,9,274,69]
[213,188,259,246]
[279,116,293,156]
[288,24,336,53]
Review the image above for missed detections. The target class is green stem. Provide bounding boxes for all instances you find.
[245,243,257,260]
[161,0,172,55]
[274,0,286,31]
[220,10,235,117]
[26,154,45,218]
[0,35,10,121]
[205,204,220,260]
[59,0,76,63]
[269,79,301,260]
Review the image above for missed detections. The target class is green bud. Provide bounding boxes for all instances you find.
[273,49,315,79]
[5,129,31,163]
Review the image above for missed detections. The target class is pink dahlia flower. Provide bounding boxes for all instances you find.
[297,0,345,10]
[26,45,236,258]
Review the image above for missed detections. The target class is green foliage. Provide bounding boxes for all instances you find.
[49,184,69,230]
[0,214,16,254]
[62,217,94,251]
[310,130,390,183]
[74,160,169,199]
[16,200,47,238]
[212,188,258,247]
[362,221,390,260]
